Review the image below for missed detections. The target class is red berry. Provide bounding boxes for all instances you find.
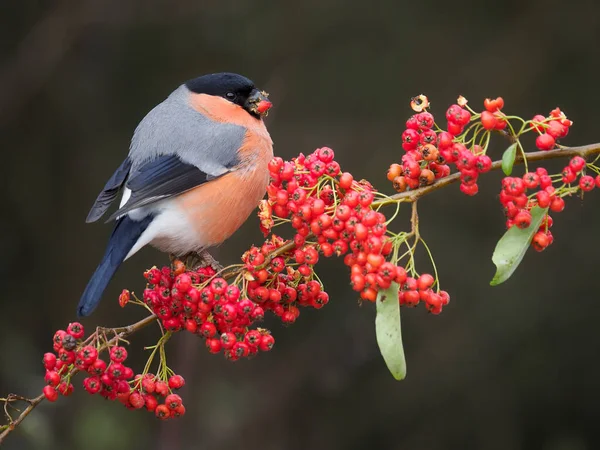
[447,121,463,135]
[480,110,497,130]
[155,380,169,397]
[579,175,595,192]
[109,346,128,363]
[546,120,566,139]
[304,247,319,265]
[220,332,237,350]
[155,404,171,419]
[536,190,551,208]
[66,322,85,339]
[402,129,420,151]
[338,172,354,189]
[550,196,565,212]
[174,273,192,293]
[168,375,185,390]
[43,385,59,402]
[209,278,227,295]
[259,334,275,351]
[118,289,130,308]
[406,115,419,130]
[107,362,125,379]
[83,376,102,394]
[530,115,546,132]
[439,290,450,305]
[45,370,61,387]
[522,172,540,189]
[144,394,158,412]
[200,322,217,338]
[268,156,284,174]
[165,394,183,410]
[403,290,420,306]
[532,232,550,252]
[416,112,434,129]
[87,359,107,376]
[561,166,577,184]
[514,210,532,229]
[569,156,586,172]
[142,377,156,394]
[539,175,552,189]
[460,182,478,196]
[484,97,504,112]
[43,353,57,370]
[437,131,454,150]
[171,405,186,418]
[536,133,555,151]
[417,273,435,291]
[475,155,492,173]
[78,346,98,365]
[128,391,145,409]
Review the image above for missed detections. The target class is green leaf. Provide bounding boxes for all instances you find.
[490,206,549,286]
[501,143,518,176]
[375,282,406,380]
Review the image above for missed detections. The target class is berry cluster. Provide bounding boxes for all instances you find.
[265,147,447,313]
[242,235,329,323]
[389,99,578,198]
[398,273,450,315]
[141,265,275,361]
[531,107,573,151]
[42,322,187,419]
[500,156,599,252]
[389,97,494,196]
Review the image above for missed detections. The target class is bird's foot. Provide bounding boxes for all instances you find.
[197,250,223,272]
[170,251,223,272]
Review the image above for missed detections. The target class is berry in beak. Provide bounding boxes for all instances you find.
[246,89,272,117]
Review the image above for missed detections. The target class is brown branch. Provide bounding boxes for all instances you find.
[374,143,600,205]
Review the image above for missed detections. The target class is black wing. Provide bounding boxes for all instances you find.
[86,157,132,223]
[106,154,224,221]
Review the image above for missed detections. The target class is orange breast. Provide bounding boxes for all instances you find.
[176,128,273,247]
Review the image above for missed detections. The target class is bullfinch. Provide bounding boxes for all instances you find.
[77,72,273,317]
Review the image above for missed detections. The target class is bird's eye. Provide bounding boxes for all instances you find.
[225,92,236,100]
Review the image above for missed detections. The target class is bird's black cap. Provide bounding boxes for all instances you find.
[185,73,255,106]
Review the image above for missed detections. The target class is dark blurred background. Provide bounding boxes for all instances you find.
[2,1,600,449]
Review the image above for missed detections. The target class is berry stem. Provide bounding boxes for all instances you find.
[516,140,529,173]
[419,237,440,292]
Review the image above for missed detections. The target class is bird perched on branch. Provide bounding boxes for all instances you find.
[78,73,273,317]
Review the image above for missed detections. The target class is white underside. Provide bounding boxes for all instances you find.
[119,188,205,260]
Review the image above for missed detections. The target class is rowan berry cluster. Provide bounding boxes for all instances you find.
[388,97,493,196]
[140,265,275,361]
[42,322,187,419]
[500,156,600,251]
[531,107,573,151]
[388,98,579,198]
[242,235,329,323]
[495,107,600,252]
[265,147,447,312]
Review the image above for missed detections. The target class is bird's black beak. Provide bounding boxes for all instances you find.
[245,89,272,117]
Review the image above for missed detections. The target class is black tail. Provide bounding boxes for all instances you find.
[77,215,153,317]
